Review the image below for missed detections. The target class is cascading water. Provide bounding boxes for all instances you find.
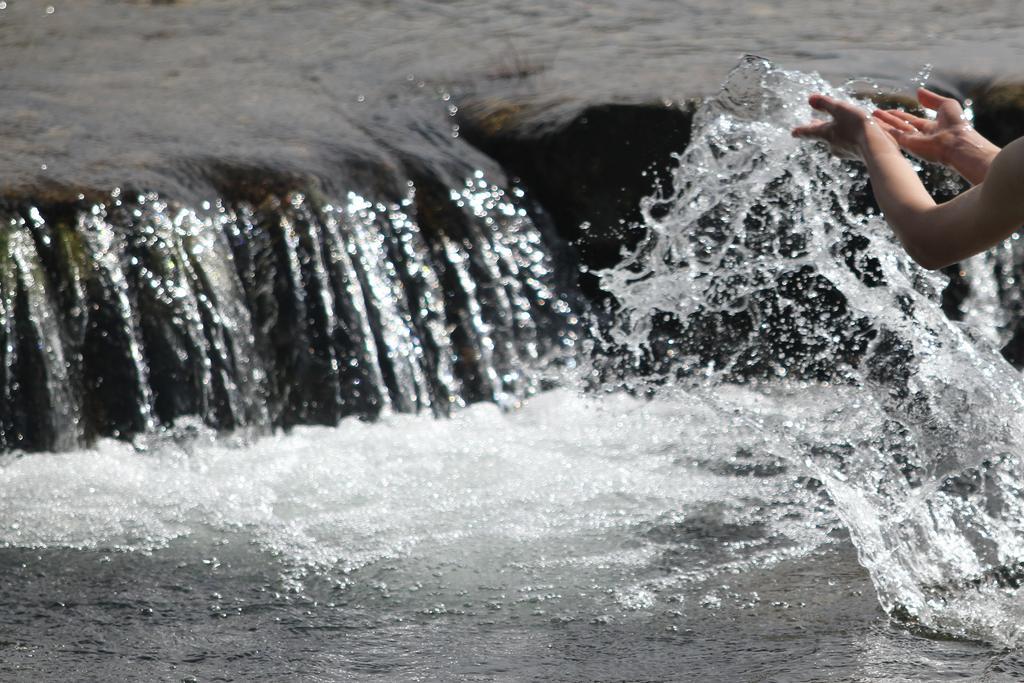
[599,56,1024,644]
[0,174,578,451]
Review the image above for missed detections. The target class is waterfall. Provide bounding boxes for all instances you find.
[0,172,578,452]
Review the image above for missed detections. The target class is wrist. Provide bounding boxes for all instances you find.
[945,126,1000,183]
[857,117,897,157]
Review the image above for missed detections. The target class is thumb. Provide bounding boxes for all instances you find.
[917,87,954,112]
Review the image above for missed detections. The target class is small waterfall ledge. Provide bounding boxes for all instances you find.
[6,79,1024,452]
[0,164,579,452]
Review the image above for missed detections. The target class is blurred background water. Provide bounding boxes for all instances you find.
[3,0,1024,191]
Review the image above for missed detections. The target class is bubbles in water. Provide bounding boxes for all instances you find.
[599,56,1024,645]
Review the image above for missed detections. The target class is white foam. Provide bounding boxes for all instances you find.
[0,389,822,586]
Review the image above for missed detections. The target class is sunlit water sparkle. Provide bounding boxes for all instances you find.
[600,57,1024,648]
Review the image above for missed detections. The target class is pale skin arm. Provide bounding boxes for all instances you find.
[792,93,1024,271]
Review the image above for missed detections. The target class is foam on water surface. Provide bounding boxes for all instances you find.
[0,389,832,606]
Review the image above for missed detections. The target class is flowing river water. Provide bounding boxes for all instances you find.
[6,2,1024,681]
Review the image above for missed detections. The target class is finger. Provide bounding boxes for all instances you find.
[937,99,967,123]
[886,125,929,153]
[887,110,931,131]
[807,93,840,115]
[870,115,898,136]
[791,121,830,139]
[872,109,917,132]
[895,134,930,157]
[868,116,924,149]
[874,120,917,150]
[872,118,902,140]
[917,87,954,111]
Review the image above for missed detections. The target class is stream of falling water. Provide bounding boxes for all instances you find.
[599,56,1024,644]
[0,172,578,451]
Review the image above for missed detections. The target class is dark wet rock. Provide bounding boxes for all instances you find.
[458,88,1024,380]
[458,99,696,300]
[459,98,883,383]
[967,83,1024,146]
[7,79,1024,451]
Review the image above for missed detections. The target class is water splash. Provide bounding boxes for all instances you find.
[599,56,1024,645]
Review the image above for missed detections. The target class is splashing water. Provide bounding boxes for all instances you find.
[599,56,1024,644]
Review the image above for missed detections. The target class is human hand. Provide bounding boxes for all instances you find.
[791,94,894,160]
[871,88,972,165]
[871,88,999,184]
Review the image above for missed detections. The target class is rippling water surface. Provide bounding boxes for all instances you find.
[3,0,1024,190]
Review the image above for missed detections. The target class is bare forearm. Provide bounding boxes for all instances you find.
[860,134,1024,270]
[857,126,940,267]
[795,92,1024,270]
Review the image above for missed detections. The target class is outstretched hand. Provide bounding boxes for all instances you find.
[870,88,1000,185]
[870,88,971,165]
[792,85,1022,271]
[791,94,895,160]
